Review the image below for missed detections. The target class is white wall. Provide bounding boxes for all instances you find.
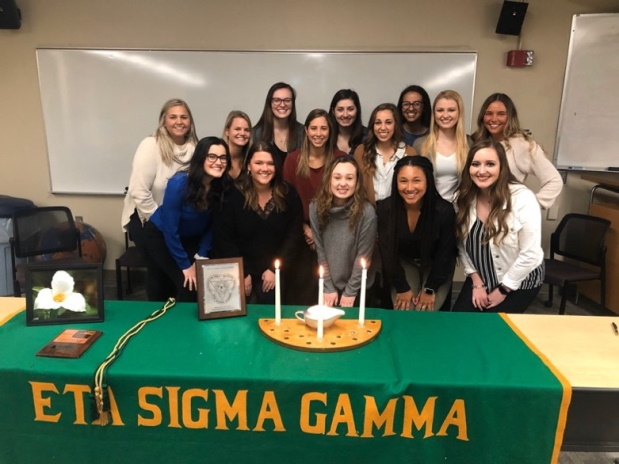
[1,0,618,271]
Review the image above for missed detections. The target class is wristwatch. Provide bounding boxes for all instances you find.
[498,284,511,296]
[423,287,435,296]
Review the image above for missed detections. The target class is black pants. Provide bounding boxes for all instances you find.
[283,243,318,306]
[141,220,200,303]
[453,277,540,313]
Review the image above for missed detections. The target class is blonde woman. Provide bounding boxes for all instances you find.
[121,98,198,300]
[413,90,470,203]
[472,93,562,209]
[222,110,252,179]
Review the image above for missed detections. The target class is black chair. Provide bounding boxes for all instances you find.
[115,231,147,300]
[10,206,85,297]
[544,213,611,314]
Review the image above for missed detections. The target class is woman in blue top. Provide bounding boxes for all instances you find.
[144,136,230,302]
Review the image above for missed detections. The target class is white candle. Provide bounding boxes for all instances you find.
[317,317,324,340]
[318,265,324,306]
[274,259,281,325]
[359,258,367,326]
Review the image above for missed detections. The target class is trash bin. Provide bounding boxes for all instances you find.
[0,195,35,296]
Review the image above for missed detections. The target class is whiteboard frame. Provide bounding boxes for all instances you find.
[553,14,619,172]
[36,49,478,194]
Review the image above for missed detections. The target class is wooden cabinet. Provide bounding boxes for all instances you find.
[580,201,619,314]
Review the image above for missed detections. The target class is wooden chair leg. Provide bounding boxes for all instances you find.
[600,277,606,310]
[126,266,133,294]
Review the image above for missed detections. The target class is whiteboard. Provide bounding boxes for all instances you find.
[36,49,477,194]
[554,14,619,171]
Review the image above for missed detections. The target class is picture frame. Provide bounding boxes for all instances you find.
[25,263,104,326]
[196,258,246,320]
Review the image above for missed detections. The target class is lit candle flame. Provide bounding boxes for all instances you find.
[360,258,366,269]
[274,259,280,269]
[319,265,324,278]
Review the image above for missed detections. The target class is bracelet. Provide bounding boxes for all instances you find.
[471,284,487,289]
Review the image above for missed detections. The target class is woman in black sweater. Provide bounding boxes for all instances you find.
[213,142,303,304]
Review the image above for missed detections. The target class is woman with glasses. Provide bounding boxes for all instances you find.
[253,82,304,163]
[142,137,231,302]
[472,93,562,209]
[214,142,303,304]
[328,89,366,155]
[222,110,252,179]
[397,85,431,147]
[121,98,198,301]
[413,90,471,203]
[354,103,416,205]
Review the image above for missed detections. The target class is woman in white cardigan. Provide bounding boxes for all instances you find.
[453,140,544,313]
[120,98,199,300]
[472,93,562,209]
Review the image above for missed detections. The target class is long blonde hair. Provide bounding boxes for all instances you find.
[296,109,336,179]
[420,90,468,173]
[154,98,198,166]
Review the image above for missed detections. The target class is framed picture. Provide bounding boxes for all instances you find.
[196,258,246,320]
[25,263,104,326]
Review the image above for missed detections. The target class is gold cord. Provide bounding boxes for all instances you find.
[92,298,176,425]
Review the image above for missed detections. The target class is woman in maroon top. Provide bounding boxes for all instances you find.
[283,108,346,304]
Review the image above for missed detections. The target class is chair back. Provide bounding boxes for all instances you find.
[11,206,81,258]
[551,213,610,266]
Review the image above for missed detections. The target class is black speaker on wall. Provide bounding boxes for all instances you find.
[495,1,528,36]
[0,0,21,29]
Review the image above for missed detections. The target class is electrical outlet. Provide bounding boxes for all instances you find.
[75,215,83,222]
[546,206,559,221]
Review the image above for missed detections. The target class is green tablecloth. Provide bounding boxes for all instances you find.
[0,301,568,464]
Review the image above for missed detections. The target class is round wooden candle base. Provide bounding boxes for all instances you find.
[258,318,381,352]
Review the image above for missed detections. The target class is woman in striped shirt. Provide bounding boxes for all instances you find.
[453,140,544,313]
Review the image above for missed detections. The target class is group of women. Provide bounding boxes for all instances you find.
[121,82,563,314]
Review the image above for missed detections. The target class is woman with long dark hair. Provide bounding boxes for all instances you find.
[142,136,230,302]
[377,156,457,311]
[472,93,562,209]
[453,140,544,313]
[310,157,377,307]
[214,142,303,304]
[328,89,366,155]
[397,85,431,147]
[354,103,416,204]
[282,109,346,304]
[121,98,199,300]
[252,82,304,163]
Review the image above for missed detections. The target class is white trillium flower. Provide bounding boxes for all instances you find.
[34,270,87,312]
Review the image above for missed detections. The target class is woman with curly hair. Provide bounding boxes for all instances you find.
[397,84,431,147]
[143,136,230,302]
[353,103,416,204]
[309,157,377,307]
[453,140,544,313]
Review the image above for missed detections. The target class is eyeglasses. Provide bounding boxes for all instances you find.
[402,101,424,110]
[206,154,228,164]
[272,98,293,106]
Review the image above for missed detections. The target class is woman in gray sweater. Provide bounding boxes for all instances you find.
[309,157,377,307]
